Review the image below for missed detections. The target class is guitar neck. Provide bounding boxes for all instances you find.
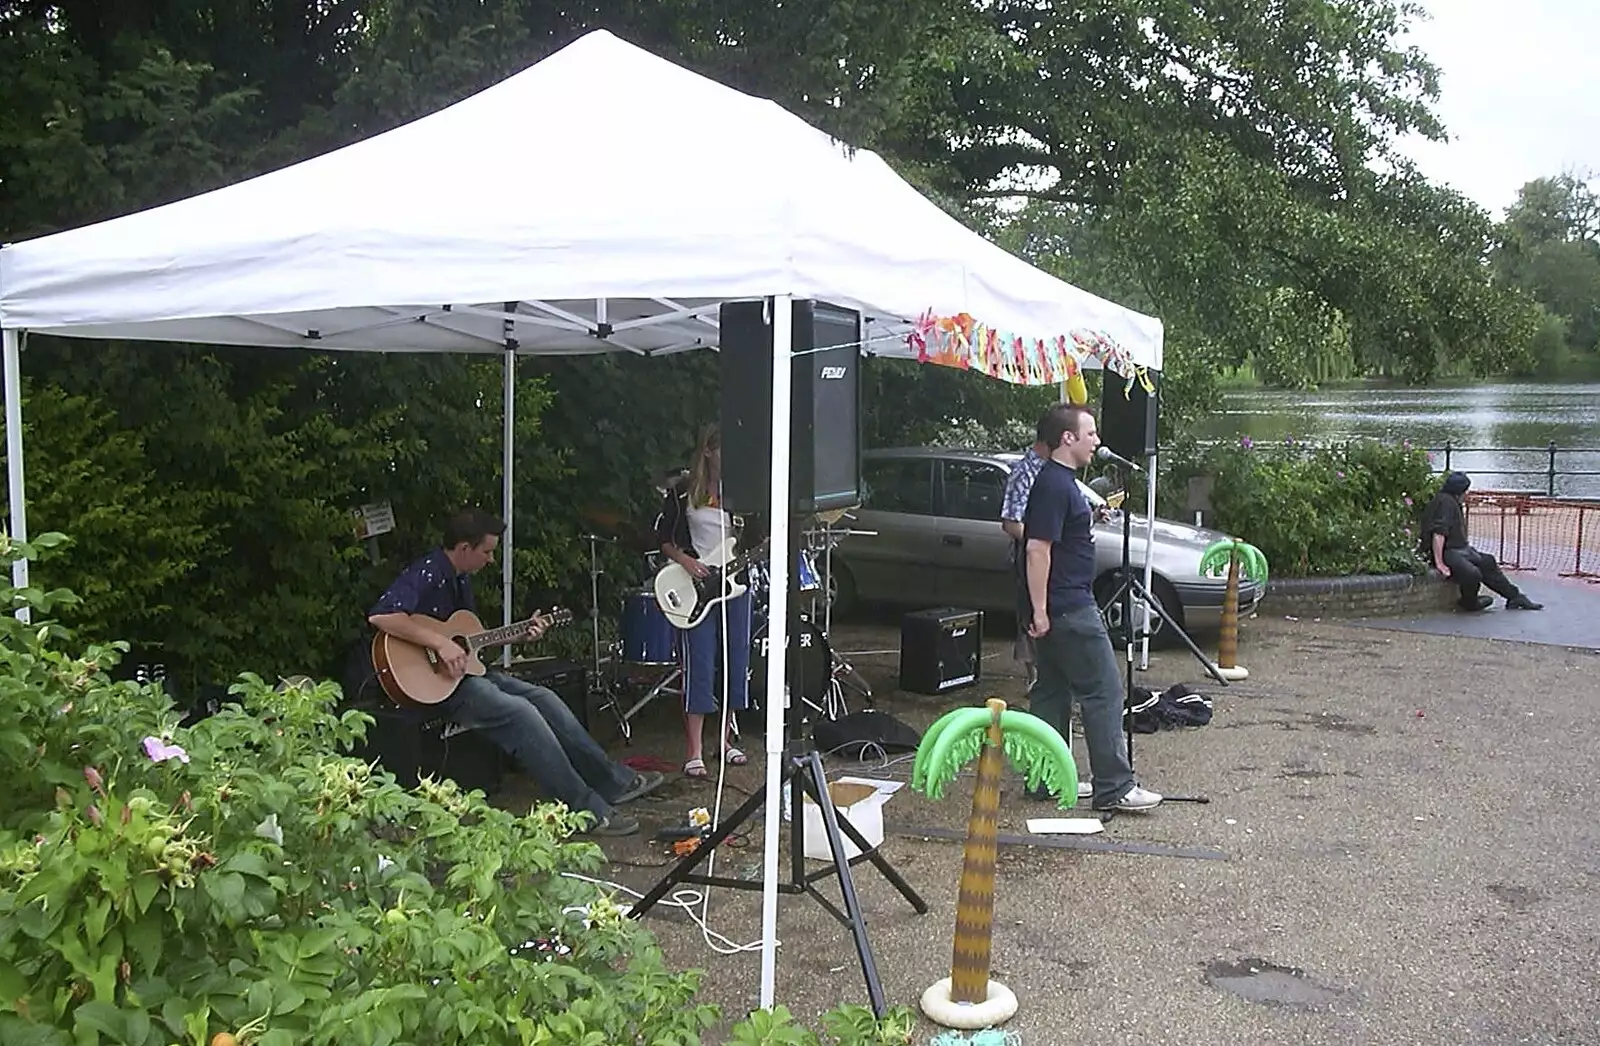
[716,541,771,576]
[463,612,564,652]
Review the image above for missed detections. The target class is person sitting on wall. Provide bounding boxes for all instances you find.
[1422,471,1543,612]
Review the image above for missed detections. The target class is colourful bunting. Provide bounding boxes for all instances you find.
[907,311,1138,387]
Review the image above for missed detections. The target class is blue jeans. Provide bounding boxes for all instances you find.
[444,671,633,818]
[682,591,751,715]
[1029,604,1134,808]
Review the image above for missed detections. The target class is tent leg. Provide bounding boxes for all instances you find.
[3,329,28,623]
[1140,451,1157,670]
[502,347,515,666]
[759,294,793,1011]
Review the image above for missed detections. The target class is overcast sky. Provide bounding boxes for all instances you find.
[1396,0,1600,217]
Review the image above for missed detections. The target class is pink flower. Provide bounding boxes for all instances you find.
[1336,471,1345,479]
[142,736,189,765]
[1403,496,1413,507]
[83,766,104,792]
[1240,436,1254,449]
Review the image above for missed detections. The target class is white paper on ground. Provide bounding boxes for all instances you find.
[1026,818,1106,835]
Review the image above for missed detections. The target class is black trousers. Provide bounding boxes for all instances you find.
[1443,546,1524,606]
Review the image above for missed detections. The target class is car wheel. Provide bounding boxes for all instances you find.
[827,560,858,617]
[1095,572,1185,649]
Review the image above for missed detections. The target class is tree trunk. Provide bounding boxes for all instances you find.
[1218,548,1240,669]
[949,698,1006,1003]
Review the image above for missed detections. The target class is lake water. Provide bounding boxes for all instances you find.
[1193,382,1600,499]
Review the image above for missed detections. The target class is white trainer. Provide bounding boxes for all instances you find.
[1110,785,1163,812]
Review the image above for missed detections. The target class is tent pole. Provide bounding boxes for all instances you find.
[502,346,515,666]
[758,294,793,1011]
[3,329,28,623]
[1140,451,1156,669]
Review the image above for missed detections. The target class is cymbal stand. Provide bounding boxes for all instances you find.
[582,533,625,723]
[814,517,876,706]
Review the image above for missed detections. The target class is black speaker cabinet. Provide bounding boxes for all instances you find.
[1100,370,1159,461]
[719,299,862,515]
[899,607,983,695]
[355,708,507,794]
[503,657,590,731]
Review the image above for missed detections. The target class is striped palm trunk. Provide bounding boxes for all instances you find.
[1218,548,1240,669]
[949,698,1007,1003]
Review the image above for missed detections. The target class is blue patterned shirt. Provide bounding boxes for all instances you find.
[369,549,475,621]
[1001,447,1046,523]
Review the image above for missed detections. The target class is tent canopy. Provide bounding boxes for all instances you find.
[0,30,1162,378]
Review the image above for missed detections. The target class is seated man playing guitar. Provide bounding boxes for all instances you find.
[368,508,661,837]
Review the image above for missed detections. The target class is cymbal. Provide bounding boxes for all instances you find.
[580,506,654,549]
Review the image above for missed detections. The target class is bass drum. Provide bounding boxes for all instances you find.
[746,618,832,723]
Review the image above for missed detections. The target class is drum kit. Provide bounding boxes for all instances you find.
[579,505,876,742]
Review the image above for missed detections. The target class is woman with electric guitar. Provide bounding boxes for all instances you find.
[654,425,752,778]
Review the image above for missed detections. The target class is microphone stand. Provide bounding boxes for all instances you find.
[1104,460,1227,805]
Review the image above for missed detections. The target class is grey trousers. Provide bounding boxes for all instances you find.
[1028,604,1134,808]
[447,671,634,818]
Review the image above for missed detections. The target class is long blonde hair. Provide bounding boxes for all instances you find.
[688,424,721,508]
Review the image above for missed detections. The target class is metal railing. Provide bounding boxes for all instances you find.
[1464,492,1599,584]
[1432,441,1600,499]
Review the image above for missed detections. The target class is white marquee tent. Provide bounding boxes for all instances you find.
[0,28,1163,1012]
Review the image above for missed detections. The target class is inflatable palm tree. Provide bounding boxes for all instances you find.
[910,697,1077,1029]
[1198,539,1269,680]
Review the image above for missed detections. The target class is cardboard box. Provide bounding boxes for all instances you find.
[799,777,900,861]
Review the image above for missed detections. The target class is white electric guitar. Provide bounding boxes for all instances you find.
[653,536,770,630]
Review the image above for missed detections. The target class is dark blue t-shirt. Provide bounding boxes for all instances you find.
[1022,460,1096,616]
[369,549,475,621]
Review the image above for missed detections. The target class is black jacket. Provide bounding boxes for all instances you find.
[653,477,765,559]
[654,481,698,557]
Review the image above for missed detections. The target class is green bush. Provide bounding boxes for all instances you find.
[1160,437,1438,577]
[0,534,914,1046]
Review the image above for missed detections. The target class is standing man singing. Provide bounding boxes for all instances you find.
[1023,404,1161,812]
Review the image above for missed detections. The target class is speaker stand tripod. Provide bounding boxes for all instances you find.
[1102,466,1227,801]
[629,744,928,1018]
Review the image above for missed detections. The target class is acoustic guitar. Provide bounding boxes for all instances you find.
[371,608,573,709]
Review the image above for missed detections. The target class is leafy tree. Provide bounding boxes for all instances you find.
[1495,174,1600,367]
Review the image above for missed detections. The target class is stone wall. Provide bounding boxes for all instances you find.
[1258,571,1457,619]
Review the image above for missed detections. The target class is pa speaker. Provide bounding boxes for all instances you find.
[720,299,862,515]
[1100,370,1159,460]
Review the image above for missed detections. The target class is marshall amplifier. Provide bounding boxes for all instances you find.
[899,607,983,696]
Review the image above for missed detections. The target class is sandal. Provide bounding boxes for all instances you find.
[722,747,748,767]
[683,758,709,779]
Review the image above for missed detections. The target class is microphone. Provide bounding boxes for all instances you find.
[1094,445,1143,472]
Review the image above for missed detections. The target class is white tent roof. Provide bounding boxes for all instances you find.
[0,30,1161,372]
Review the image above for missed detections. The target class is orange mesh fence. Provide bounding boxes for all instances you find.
[1464,493,1600,583]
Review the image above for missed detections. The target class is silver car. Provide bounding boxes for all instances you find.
[827,447,1261,645]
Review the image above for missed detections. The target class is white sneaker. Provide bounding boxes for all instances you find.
[1107,785,1162,812]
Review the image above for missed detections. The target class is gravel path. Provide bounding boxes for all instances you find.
[508,609,1600,1044]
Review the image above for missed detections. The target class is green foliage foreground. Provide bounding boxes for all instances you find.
[0,534,913,1046]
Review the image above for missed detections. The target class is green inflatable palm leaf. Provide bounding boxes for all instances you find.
[1199,539,1270,585]
[911,706,1078,809]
